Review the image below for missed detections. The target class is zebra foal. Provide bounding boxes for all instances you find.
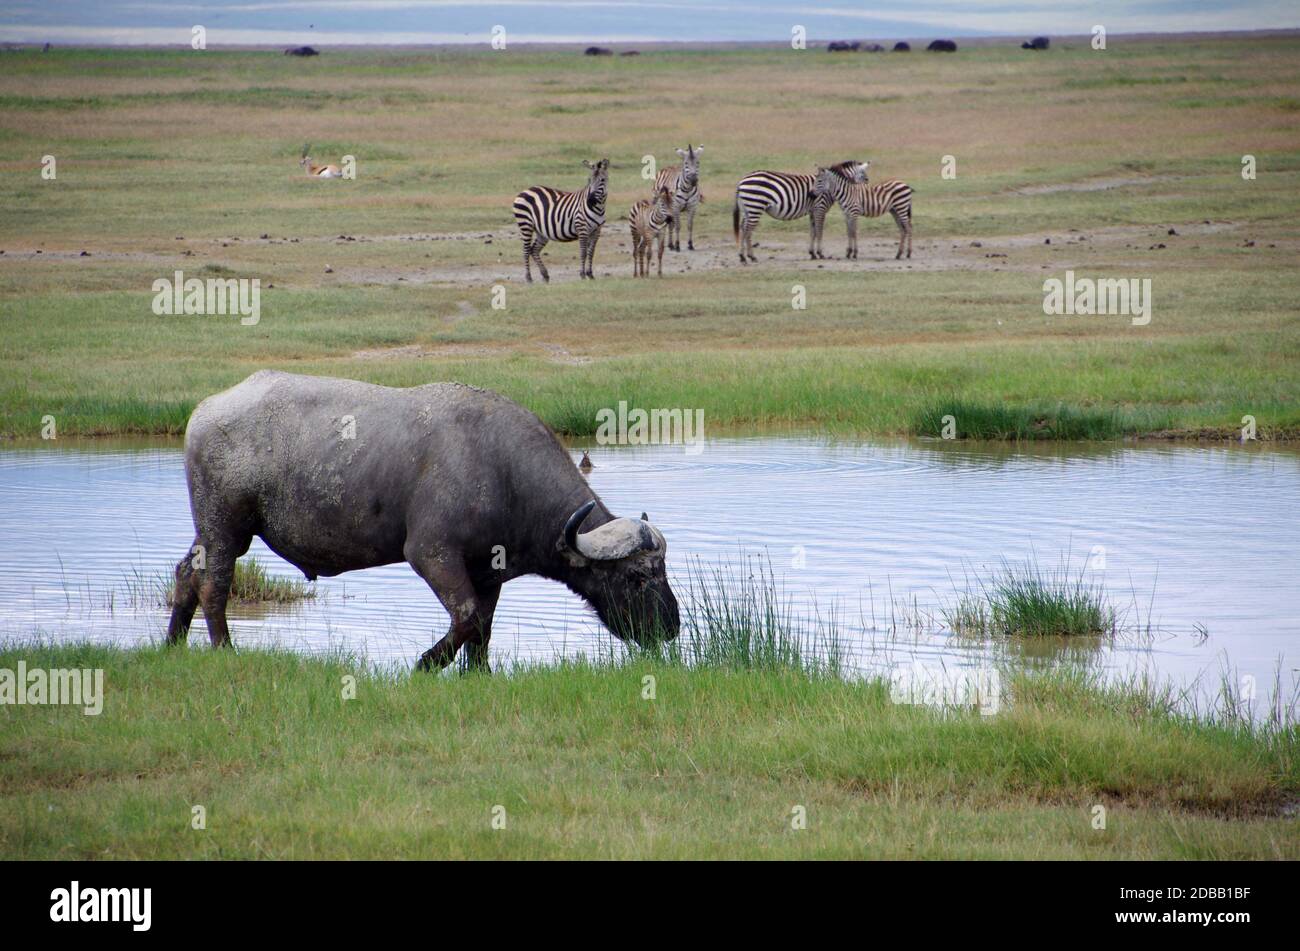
[628,186,674,277]
[812,165,913,259]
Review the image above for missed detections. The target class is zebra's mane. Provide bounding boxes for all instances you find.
[826,162,860,180]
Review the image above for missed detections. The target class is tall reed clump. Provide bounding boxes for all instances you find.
[621,557,845,676]
[912,399,1138,440]
[945,559,1116,637]
[164,556,315,605]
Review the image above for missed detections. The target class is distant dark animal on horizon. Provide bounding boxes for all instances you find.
[827,41,861,52]
[284,46,319,56]
[166,371,679,672]
[584,46,613,56]
[863,44,885,52]
[927,39,957,52]
[1022,37,1050,50]
[893,42,911,51]
[620,50,641,56]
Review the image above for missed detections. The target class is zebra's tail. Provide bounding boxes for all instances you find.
[732,199,740,245]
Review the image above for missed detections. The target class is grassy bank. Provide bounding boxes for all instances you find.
[2,39,1298,440]
[1,642,1295,859]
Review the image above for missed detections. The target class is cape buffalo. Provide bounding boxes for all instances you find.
[166,371,680,671]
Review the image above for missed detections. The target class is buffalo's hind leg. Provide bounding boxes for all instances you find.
[165,536,202,644]
[197,534,251,648]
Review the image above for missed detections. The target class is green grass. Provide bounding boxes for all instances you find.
[1,640,1295,859]
[914,399,1137,440]
[1,40,1298,441]
[946,560,1117,637]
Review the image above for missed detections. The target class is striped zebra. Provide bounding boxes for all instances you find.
[627,186,674,277]
[732,160,868,263]
[812,165,913,259]
[653,144,703,252]
[512,158,609,283]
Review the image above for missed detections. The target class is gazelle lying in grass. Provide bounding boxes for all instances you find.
[299,145,342,179]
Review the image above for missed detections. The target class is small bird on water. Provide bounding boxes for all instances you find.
[579,451,593,472]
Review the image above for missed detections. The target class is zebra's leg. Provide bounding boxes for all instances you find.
[590,225,602,278]
[848,213,858,260]
[745,217,758,263]
[906,214,913,259]
[656,230,665,277]
[686,203,696,251]
[892,210,908,260]
[577,234,589,280]
[522,235,534,283]
[532,236,550,283]
[808,213,819,260]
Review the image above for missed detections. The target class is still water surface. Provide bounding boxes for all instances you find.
[1,436,1296,705]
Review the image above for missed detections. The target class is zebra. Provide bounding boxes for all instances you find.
[653,144,703,252]
[732,160,868,263]
[627,186,674,277]
[812,165,913,259]
[512,158,609,283]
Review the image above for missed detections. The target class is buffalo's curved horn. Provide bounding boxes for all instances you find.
[564,503,664,561]
[641,512,648,522]
[563,500,597,552]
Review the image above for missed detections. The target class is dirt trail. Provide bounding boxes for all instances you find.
[326,218,1244,285]
[1,219,1246,287]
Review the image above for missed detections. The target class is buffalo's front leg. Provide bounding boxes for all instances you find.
[409,553,497,672]
[459,584,500,674]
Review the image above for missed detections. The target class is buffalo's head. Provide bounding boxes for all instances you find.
[561,500,680,646]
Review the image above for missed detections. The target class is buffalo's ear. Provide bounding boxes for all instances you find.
[641,512,649,522]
